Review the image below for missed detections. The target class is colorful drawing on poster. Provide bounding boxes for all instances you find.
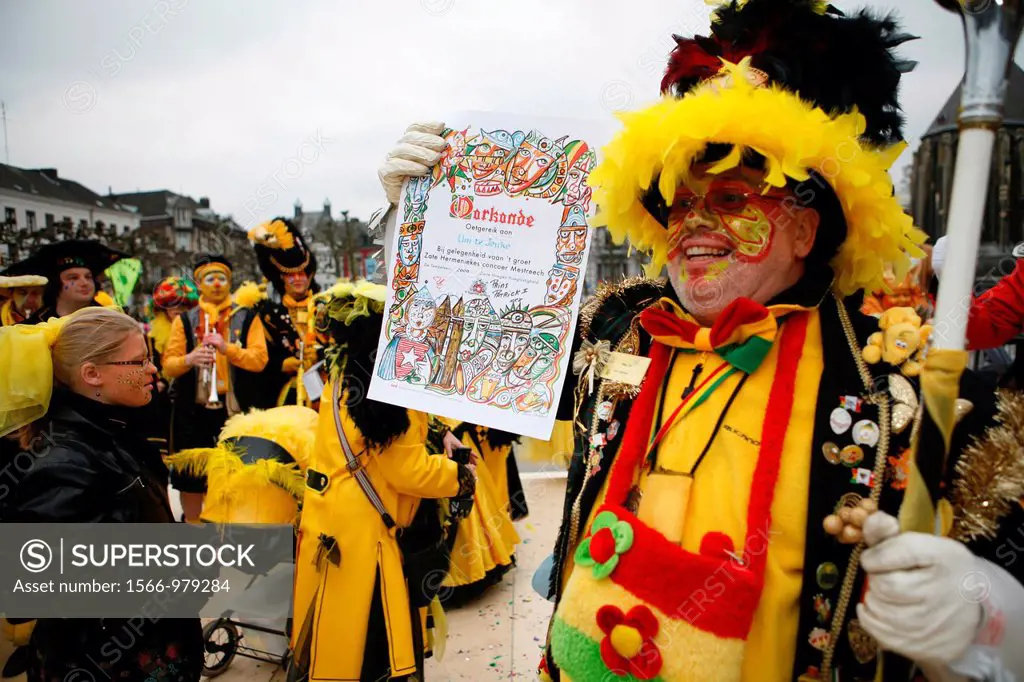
[373,116,602,436]
[392,221,425,291]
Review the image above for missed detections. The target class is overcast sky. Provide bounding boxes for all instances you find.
[1,0,1018,228]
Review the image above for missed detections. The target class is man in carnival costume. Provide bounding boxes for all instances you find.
[377,1,1024,680]
[162,254,269,522]
[248,217,322,407]
[0,272,46,327]
[16,239,126,322]
[147,276,199,377]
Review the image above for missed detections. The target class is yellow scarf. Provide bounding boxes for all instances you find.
[0,300,23,327]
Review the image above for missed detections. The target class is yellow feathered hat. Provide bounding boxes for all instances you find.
[165,405,318,525]
[592,0,926,296]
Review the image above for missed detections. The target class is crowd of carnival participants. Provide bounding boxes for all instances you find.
[3,1,1024,681]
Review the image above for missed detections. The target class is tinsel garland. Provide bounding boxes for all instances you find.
[950,390,1024,542]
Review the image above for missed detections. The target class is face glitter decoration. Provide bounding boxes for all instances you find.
[59,267,96,306]
[98,333,157,407]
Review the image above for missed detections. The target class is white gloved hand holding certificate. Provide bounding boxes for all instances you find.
[377,121,447,204]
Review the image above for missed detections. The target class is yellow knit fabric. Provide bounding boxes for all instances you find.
[653,310,822,681]
[561,311,823,680]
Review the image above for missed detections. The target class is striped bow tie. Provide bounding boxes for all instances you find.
[639,297,778,374]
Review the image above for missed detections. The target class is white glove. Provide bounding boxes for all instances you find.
[377,121,447,204]
[857,512,983,665]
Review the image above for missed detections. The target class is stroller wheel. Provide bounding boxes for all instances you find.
[202,619,240,677]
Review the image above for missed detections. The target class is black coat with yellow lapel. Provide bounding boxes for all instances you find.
[792,294,1004,681]
[545,276,1006,681]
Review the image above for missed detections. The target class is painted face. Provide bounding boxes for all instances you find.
[406,175,431,214]
[406,298,436,332]
[95,332,157,407]
[59,267,96,306]
[544,265,579,305]
[665,165,817,323]
[470,139,512,181]
[283,272,310,298]
[515,334,558,380]
[12,286,43,315]
[398,230,423,267]
[505,132,560,194]
[494,311,533,372]
[199,270,231,304]
[458,301,494,361]
[555,225,588,266]
[564,156,594,209]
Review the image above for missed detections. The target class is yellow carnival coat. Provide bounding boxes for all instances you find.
[292,385,461,680]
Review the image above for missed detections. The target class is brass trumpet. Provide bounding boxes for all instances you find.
[203,316,222,409]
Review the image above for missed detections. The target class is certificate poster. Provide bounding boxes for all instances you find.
[368,112,610,440]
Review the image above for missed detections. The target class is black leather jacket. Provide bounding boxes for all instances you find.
[4,389,174,523]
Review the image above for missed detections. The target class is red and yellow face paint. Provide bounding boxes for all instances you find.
[667,178,786,271]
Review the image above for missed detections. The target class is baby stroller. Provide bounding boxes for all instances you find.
[201,570,294,677]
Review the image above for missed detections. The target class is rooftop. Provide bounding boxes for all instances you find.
[109,190,202,218]
[0,163,137,214]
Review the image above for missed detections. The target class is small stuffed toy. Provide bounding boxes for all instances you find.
[862,307,932,376]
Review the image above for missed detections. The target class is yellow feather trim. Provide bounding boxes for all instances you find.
[94,291,121,311]
[233,281,266,308]
[588,77,927,295]
[164,448,219,477]
[248,219,295,250]
[219,406,318,472]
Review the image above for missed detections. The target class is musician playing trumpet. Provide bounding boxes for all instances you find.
[163,254,269,522]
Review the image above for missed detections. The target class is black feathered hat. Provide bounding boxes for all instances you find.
[661,0,918,146]
[248,218,319,296]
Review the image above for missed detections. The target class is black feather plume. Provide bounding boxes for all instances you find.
[662,0,918,145]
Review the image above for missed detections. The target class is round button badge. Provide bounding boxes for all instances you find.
[852,420,880,448]
[830,407,852,435]
[816,562,840,590]
[822,442,841,465]
[840,445,864,467]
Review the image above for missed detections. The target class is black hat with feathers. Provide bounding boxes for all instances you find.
[661,0,918,146]
[248,217,319,296]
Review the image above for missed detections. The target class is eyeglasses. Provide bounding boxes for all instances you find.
[674,187,790,215]
[101,357,154,368]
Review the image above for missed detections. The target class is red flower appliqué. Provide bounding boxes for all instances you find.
[597,604,663,680]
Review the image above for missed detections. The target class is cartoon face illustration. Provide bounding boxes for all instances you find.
[544,265,579,305]
[564,153,595,210]
[504,131,566,195]
[459,298,496,361]
[397,223,424,267]
[404,175,432,219]
[555,224,588,266]
[469,129,515,180]
[514,333,559,381]
[494,309,533,372]
[406,293,437,333]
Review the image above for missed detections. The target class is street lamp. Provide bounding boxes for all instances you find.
[341,209,356,279]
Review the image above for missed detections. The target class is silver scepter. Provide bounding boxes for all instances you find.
[931,0,1024,350]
